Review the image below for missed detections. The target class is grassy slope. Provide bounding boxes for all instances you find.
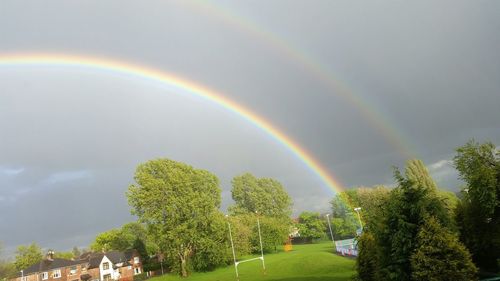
[153,242,355,281]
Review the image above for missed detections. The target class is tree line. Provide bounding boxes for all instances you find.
[2,139,498,280]
[0,163,294,279]
[353,140,499,281]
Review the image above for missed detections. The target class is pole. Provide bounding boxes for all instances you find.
[256,216,266,272]
[227,218,239,280]
[325,214,336,251]
[354,207,363,229]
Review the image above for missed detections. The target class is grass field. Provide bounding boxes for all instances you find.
[152,242,355,281]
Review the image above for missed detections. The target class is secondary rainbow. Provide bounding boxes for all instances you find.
[185,1,416,159]
[0,53,345,195]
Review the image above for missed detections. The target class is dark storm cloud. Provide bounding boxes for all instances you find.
[1,1,499,256]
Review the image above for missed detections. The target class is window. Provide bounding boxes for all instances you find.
[127,266,132,270]
[133,257,139,264]
[42,272,48,280]
[21,277,28,281]
[53,269,61,279]
[103,262,109,270]
[103,274,111,281]
[134,268,141,275]
[69,266,77,275]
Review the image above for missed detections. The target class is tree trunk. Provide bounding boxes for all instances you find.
[180,257,188,278]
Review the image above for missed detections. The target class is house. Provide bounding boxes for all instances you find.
[79,250,142,281]
[11,250,143,281]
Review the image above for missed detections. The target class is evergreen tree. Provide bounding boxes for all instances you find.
[355,232,378,281]
[411,216,477,281]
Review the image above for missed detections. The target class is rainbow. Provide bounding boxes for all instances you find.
[0,53,345,195]
[185,1,416,159]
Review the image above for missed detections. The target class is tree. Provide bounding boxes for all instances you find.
[330,190,366,239]
[71,247,81,259]
[453,140,500,272]
[14,243,42,271]
[356,159,457,281]
[53,251,74,260]
[90,229,124,252]
[90,222,157,263]
[229,173,292,219]
[410,216,477,281]
[355,232,378,281]
[296,212,326,243]
[127,158,227,277]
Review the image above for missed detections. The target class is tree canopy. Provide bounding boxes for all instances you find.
[297,212,326,242]
[229,173,292,219]
[127,158,227,277]
[14,243,43,271]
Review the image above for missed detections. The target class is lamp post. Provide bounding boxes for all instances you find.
[354,207,363,229]
[325,214,336,252]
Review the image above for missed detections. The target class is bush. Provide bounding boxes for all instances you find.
[132,273,147,281]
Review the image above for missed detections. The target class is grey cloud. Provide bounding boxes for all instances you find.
[0,0,499,257]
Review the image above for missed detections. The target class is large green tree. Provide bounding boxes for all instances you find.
[296,212,326,242]
[14,243,43,271]
[127,158,227,277]
[356,159,474,281]
[229,173,292,219]
[377,160,451,280]
[454,140,500,272]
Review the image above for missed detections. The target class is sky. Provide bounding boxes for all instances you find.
[1,1,499,257]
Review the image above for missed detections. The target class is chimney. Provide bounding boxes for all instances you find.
[46,250,55,261]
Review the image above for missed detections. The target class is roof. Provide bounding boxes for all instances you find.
[20,250,138,276]
[78,250,137,269]
[21,258,81,276]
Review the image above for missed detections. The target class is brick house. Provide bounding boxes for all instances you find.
[12,250,142,281]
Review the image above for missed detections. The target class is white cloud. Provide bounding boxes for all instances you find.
[42,170,93,185]
[0,166,25,176]
[427,159,460,190]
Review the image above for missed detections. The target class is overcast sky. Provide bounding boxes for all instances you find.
[1,1,499,257]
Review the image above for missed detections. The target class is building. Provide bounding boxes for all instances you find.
[12,250,143,281]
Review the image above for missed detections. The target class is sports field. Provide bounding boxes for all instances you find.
[153,242,355,281]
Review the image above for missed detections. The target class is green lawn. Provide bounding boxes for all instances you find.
[152,242,355,281]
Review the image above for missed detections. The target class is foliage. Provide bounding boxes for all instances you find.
[356,159,475,281]
[410,216,477,281]
[376,160,451,280]
[453,140,500,272]
[133,273,148,281]
[14,243,43,271]
[228,173,292,219]
[250,215,290,253]
[53,251,74,260]
[90,222,156,255]
[297,212,326,242]
[355,232,378,281]
[127,158,227,277]
[190,213,231,272]
[0,243,16,280]
[91,229,125,252]
[225,215,253,256]
[330,187,390,240]
[330,217,357,240]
